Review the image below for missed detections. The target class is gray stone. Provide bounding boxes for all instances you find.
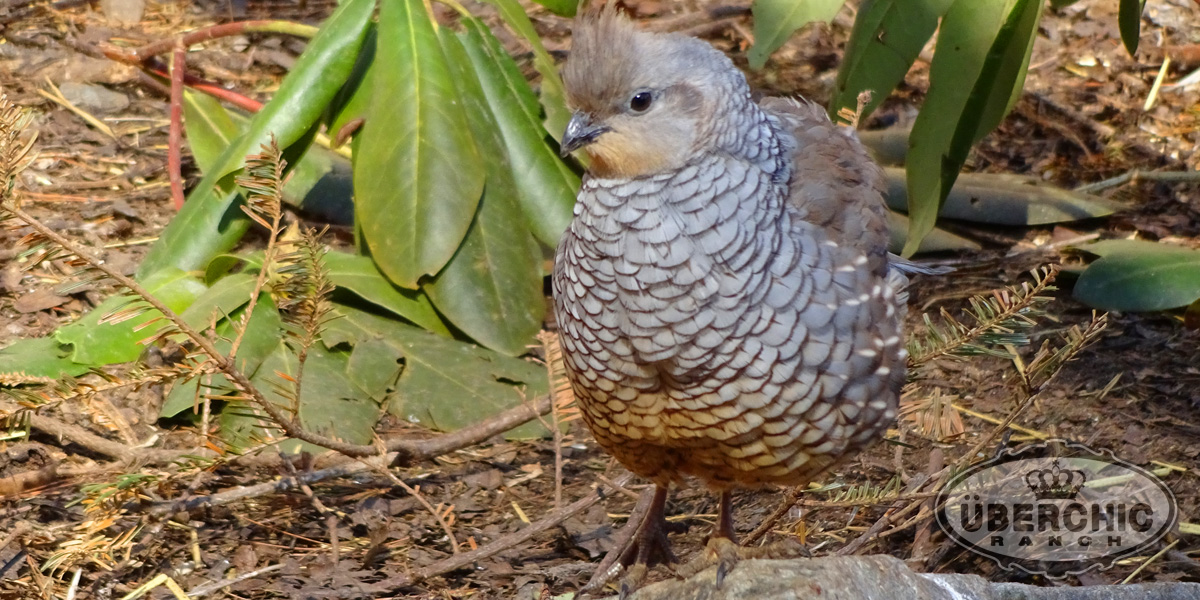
[57,82,129,114]
[100,0,144,24]
[606,555,1200,600]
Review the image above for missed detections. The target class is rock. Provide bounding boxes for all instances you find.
[608,555,1200,600]
[57,82,130,114]
[100,0,145,24]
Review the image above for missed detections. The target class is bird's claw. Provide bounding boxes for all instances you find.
[617,563,647,600]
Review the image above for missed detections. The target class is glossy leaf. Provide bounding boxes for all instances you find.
[323,307,549,439]
[484,0,573,141]
[858,127,911,166]
[177,272,256,331]
[1072,239,1180,258]
[460,18,579,246]
[184,91,356,225]
[902,0,1043,256]
[355,0,485,288]
[831,0,953,121]
[748,0,845,69]
[321,250,449,335]
[424,31,544,356]
[182,91,239,171]
[1118,0,1147,56]
[138,0,374,278]
[161,295,283,418]
[1074,241,1200,311]
[886,211,980,254]
[0,337,89,381]
[326,24,377,140]
[346,336,403,402]
[529,0,579,17]
[204,252,264,286]
[222,342,379,452]
[883,169,1120,225]
[54,268,208,365]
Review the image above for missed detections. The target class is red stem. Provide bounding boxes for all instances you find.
[134,21,301,61]
[142,57,264,113]
[168,44,186,210]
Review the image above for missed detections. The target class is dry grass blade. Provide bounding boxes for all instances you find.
[899,388,966,442]
[540,330,580,510]
[0,95,37,189]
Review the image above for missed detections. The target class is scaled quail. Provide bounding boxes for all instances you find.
[552,6,907,586]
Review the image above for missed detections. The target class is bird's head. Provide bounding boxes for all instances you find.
[561,6,750,179]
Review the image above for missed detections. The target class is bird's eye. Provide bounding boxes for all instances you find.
[629,91,653,113]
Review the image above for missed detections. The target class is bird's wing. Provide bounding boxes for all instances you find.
[760,96,891,277]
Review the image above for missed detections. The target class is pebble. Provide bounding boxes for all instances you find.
[58,82,130,114]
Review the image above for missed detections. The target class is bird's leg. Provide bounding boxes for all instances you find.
[682,490,810,587]
[579,484,679,598]
[709,490,741,586]
[616,484,677,598]
[716,489,737,541]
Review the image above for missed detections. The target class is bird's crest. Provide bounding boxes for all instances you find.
[563,3,643,114]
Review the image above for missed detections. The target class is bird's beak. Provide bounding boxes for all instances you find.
[561,112,610,157]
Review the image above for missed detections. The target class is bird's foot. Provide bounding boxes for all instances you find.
[579,485,681,599]
[677,536,810,587]
[614,510,680,599]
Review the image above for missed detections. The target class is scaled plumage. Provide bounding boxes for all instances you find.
[553,5,907,586]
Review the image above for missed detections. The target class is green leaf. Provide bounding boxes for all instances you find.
[529,0,578,17]
[54,268,208,365]
[0,337,89,381]
[184,91,356,225]
[323,307,549,439]
[1071,239,1178,258]
[204,252,264,285]
[460,18,579,246]
[484,0,573,141]
[321,250,449,335]
[177,272,256,331]
[424,31,545,356]
[161,296,282,418]
[222,341,379,452]
[748,0,846,69]
[182,92,240,172]
[1074,241,1200,312]
[886,210,980,254]
[327,24,377,139]
[831,0,953,122]
[138,0,374,278]
[902,0,1043,256]
[883,169,1120,225]
[355,0,485,288]
[1119,0,1147,56]
[346,336,402,401]
[858,127,911,166]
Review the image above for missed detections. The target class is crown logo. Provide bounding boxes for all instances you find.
[1024,460,1087,500]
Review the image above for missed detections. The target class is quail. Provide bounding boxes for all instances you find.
[552,5,908,589]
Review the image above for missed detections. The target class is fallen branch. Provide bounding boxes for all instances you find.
[144,394,552,515]
[167,42,186,210]
[407,472,634,586]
